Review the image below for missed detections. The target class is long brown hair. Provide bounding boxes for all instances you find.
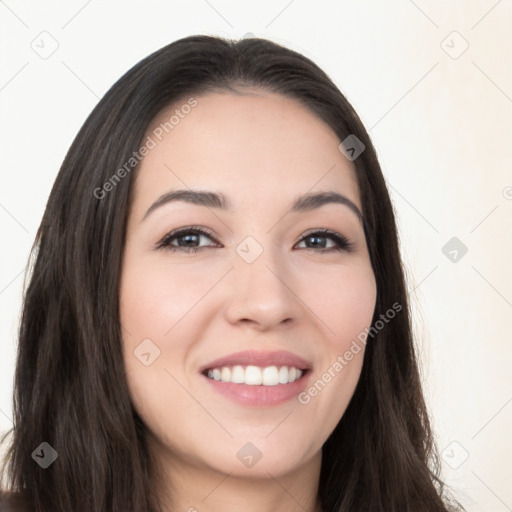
[0,35,464,511]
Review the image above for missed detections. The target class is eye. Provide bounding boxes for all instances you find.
[155,227,354,254]
[295,229,354,253]
[155,226,219,253]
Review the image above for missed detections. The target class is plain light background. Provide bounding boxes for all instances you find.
[1,1,511,510]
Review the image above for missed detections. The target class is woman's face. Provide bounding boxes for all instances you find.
[120,89,377,481]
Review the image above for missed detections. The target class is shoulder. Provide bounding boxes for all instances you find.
[0,491,32,512]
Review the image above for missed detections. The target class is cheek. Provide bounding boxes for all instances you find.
[299,261,377,348]
[293,264,376,416]
[119,259,207,444]
[119,258,184,391]
[119,255,227,407]
[119,257,217,342]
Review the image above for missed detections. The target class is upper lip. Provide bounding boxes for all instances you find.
[199,350,313,373]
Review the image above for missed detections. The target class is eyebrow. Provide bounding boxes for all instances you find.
[142,189,363,223]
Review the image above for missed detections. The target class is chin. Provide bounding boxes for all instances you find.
[210,441,314,477]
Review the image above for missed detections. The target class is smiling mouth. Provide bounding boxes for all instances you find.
[201,365,310,386]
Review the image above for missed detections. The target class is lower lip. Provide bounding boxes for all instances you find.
[201,371,311,407]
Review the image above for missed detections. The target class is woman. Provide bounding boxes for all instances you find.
[0,35,465,511]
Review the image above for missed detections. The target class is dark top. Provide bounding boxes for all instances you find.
[0,492,30,512]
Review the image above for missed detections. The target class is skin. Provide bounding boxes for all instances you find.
[119,89,377,512]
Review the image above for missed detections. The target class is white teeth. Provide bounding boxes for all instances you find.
[245,365,263,385]
[262,366,279,386]
[206,365,304,385]
[221,367,231,382]
[231,365,245,383]
[278,365,289,384]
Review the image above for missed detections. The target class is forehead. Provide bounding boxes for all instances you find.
[132,90,360,213]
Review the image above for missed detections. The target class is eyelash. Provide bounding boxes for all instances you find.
[155,226,355,254]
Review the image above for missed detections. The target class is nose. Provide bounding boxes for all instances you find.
[223,245,303,331]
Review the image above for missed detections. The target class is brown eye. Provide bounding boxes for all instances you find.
[156,227,219,253]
